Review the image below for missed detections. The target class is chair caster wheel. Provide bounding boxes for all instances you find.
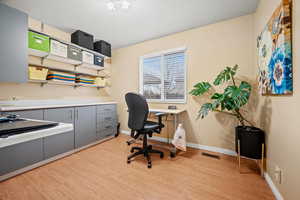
[148,162,152,168]
[127,142,130,146]
[170,152,176,158]
[130,149,134,153]
[160,153,164,158]
[127,160,131,164]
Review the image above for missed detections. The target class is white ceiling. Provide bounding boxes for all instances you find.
[2,0,259,49]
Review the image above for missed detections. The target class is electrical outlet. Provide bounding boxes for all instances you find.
[274,165,282,184]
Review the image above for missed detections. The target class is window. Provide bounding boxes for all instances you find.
[140,48,186,103]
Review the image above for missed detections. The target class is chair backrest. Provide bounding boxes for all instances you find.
[125,92,149,131]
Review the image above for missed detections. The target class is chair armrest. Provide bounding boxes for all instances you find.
[154,112,167,127]
[154,112,167,117]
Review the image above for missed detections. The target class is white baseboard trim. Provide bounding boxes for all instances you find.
[264,172,284,200]
[187,142,237,156]
[121,130,237,156]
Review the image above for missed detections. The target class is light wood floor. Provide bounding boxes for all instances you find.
[0,135,274,200]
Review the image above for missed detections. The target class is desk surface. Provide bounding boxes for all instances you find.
[149,108,186,114]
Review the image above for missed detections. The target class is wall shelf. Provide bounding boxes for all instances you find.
[28,79,105,90]
[77,63,105,70]
[45,54,82,65]
[27,28,111,90]
[28,51,108,72]
[29,63,110,78]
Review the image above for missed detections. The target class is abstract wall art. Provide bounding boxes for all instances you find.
[257,0,292,95]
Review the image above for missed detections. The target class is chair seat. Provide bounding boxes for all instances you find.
[143,121,160,130]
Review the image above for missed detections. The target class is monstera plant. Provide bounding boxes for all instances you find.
[190,65,265,163]
[190,65,253,126]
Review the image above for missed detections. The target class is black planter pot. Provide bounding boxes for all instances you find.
[235,126,265,159]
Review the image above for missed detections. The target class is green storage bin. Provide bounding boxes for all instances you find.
[28,31,50,53]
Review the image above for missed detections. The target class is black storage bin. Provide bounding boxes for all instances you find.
[94,55,104,67]
[235,126,265,159]
[71,30,94,50]
[94,40,111,57]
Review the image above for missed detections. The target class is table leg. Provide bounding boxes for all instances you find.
[170,114,178,158]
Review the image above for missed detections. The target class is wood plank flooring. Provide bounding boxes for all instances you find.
[0,135,274,200]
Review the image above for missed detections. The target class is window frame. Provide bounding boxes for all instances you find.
[139,47,187,104]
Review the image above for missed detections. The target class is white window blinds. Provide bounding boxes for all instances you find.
[142,56,162,100]
[140,49,186,103]
[164,52,185,100]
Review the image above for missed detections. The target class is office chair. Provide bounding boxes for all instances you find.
[125,92,165,168]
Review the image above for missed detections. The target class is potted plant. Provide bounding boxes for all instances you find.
[190,65,265,160]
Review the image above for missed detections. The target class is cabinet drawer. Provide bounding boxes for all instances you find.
[4,110,44,120]
[97,104,116,113]
[102,126,117,137]
[97,114,117,122]
[43,131,74,159]
[97,125,116,139]
[44,107,74,124]
[28,31,50,52]
[0,139,43,176]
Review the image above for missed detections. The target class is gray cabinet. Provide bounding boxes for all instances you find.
[44,107,74,124]
[44,108,75,158]
[43,131,74,159]
[96,104,117,139]
[0,139,43,176]
[5,110,44,120]
[74,106,97,148]
[0,103,117,180]
[0,3,28,83]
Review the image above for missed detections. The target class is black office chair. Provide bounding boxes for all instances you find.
[125,92,165,168]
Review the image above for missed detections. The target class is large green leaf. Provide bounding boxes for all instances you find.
[190,82,212,96]
[224,81,251,108]
[198,103,213,119]
[213,65,238,86]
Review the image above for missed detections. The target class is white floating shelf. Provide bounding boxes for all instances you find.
[46,54,82,65]
[77,63,106,70]
[28,48,49,57]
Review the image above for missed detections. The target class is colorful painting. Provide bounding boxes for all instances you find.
[257,0,292,95]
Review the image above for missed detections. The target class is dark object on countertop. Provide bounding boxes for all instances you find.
[0,119,58,138]
[94,40,111,57]
[71,30,94,50]
[168,105,177,110]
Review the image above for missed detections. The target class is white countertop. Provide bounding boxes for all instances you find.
[0,120,73,148]
[0,100,117,111]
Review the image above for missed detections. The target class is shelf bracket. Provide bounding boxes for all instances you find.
[40,82,47,87]
[41,57,46,66]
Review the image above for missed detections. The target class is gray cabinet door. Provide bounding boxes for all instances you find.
[44,107,74,124]
[44,108,75,158]
[43,131,74,159]
[0,3,28,83]
[74,106,97,148]
[5,110,44,120]
[0,139,43,176]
